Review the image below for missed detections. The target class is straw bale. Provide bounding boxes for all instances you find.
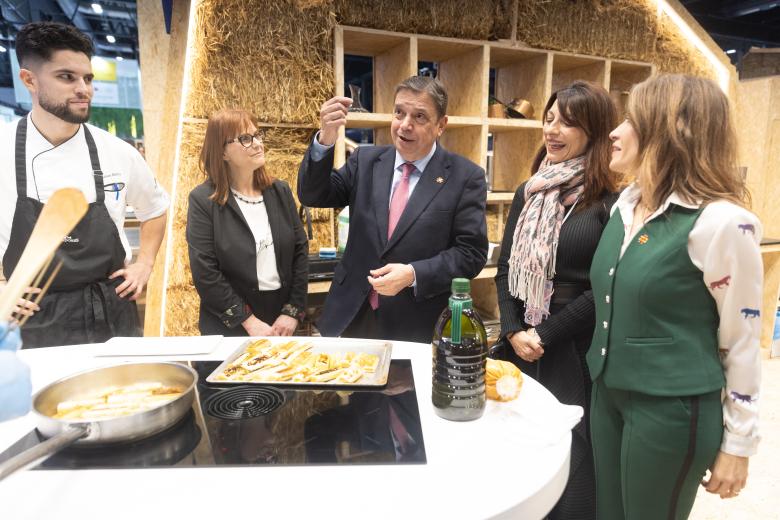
[186,0,335,123]
[513,0,716,81]
[486,206,501,244]
[333,0,513,41]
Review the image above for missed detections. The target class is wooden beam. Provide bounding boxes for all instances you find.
[137,0,191,336]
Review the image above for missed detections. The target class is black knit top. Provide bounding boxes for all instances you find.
[495,182,618,345]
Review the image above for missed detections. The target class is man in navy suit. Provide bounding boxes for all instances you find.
[298,76,488,343]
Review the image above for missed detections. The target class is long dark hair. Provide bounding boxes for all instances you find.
[531,81,618,208]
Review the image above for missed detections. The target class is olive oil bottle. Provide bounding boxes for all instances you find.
[431,278,488,421]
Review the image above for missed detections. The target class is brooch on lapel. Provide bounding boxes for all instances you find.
[435,177,445,184]
[637,233,649,245]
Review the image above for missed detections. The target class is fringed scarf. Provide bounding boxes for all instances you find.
[508,156,586,325]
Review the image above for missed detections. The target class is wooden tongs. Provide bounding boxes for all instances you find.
[0,188,88,333]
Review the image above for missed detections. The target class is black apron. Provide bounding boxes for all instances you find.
[2,117,141,348]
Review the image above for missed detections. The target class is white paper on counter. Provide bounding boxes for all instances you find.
[457,398,583,448]
[93,335,224,357]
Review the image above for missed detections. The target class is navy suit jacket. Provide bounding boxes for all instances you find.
[297,143,488,343]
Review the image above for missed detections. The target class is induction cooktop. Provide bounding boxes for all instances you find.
[0,360,426,470]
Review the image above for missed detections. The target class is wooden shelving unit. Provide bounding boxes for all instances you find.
[329,25,655,318]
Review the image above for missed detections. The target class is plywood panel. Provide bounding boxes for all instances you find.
[439,125,486,168]
[608,60,653,93]
[374,38,415,113]
[492,128,542,192]
[435,45,489,117]
[343,26,410,56]
[761,98,780,239]
[552,54,607,92]
[761,251,780,352]
[494,52,550,123]
[137,0,190,336]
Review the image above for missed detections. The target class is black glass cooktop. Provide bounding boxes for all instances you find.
[0,360,426,469]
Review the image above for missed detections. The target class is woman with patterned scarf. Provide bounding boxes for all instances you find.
[494,81,619,520]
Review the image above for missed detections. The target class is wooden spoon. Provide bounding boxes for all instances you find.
[0,188,88,323]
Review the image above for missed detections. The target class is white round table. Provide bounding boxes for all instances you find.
[0,338,573,520]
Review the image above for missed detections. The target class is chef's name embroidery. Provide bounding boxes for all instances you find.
[63,235,80,243]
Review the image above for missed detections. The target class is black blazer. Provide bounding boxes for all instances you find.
[187,179,308,334]
[297,143,488,343]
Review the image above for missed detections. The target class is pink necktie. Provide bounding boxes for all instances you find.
[369,162,414,310]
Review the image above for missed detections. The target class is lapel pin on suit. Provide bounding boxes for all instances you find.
[638,233,649,245]
[435,177,445,184]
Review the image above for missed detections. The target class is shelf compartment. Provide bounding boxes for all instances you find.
[552,53,608,92]
[341,26,416,114]
[439,125,487,169]
[607,59,654,115]
[490,127,542,192]
[489,46,551,122]
[417,36,488,118]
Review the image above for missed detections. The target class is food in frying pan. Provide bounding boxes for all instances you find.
[52,382,184,420]
[215,339,380,384]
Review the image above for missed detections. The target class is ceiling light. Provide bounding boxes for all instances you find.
[0,45,6,53]
[116,56,124,61]
[726,49,736,55]
[106,35,116,43]
[91,3,103,14]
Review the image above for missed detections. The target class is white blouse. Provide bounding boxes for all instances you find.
[232,190,281,291]
[613,183,762,457]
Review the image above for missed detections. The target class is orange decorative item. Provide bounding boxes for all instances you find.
[638,233,649,244]
[485,358,523,401]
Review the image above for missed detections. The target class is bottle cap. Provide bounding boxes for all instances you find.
[451,278,470,294]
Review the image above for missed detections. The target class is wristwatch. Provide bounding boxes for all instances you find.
[280,303,305,321]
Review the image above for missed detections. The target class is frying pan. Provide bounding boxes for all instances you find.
[0,362,197,481]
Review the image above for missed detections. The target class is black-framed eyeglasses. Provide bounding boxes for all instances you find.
[226,130,264,148]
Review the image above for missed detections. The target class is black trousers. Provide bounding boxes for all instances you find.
[341,298,379,339]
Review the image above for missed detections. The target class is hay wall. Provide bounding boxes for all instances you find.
[157,0,731,335]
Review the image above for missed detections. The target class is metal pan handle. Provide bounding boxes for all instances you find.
[0,424,90,482]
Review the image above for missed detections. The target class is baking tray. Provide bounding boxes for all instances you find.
[205,336,393,387]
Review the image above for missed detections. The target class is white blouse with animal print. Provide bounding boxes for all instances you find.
[612,183,763,457]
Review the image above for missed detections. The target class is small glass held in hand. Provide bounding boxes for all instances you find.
[347,84,369,113]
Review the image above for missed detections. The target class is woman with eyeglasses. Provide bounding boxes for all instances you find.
[186,108,308,336]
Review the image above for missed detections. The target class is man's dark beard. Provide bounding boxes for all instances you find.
[39,94,91,124]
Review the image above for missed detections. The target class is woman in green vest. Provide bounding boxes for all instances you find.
[588,74,762,519]
[495,81,619,520]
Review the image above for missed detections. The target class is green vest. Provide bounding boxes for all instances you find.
[587,205,726,396]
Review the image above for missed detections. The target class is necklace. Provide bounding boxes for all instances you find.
[231,189,263,205]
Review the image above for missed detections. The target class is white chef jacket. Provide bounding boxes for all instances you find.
[0,117,169,266]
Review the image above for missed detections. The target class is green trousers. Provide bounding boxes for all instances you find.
[590,378,723,520]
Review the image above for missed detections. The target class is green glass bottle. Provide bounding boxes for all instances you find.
[431,278,488,421]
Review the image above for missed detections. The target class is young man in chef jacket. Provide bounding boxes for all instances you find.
[0,22,169,348]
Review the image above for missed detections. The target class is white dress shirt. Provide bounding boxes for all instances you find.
[613,183,762,457]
